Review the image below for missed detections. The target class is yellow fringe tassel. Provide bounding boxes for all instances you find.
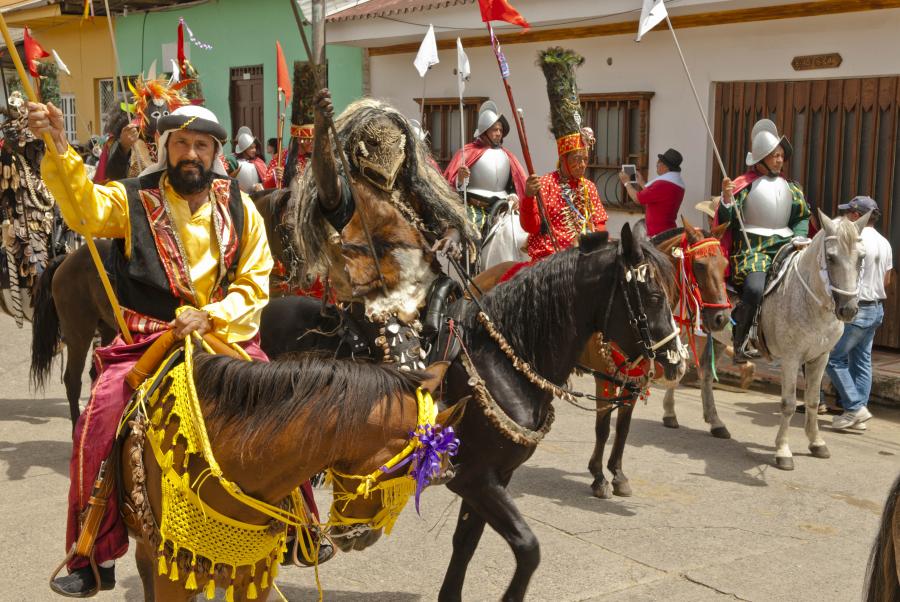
[205,577,216,600]
[157,555,167,576]
[151,407,162,425]
[185,569,198,591]
[261,570,268,589]
[168,560,179,582]
[225,584,235,602]
[247,582,258,600]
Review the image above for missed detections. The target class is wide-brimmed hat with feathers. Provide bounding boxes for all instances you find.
[537,47,586,157]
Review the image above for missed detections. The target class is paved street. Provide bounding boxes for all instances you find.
[1,315,898,602]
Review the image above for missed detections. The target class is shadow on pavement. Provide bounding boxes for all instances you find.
[0,396,71,425]
[121,572,424,600]
[612,416,775,489]
[0,439,70,479]
[509,465,637,517]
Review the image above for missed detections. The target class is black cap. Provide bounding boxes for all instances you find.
[657,148,683,172]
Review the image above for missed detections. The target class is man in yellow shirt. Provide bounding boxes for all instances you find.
[28,102,275,596]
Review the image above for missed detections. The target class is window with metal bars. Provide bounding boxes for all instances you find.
[581,92,654,212]
[60,93,77,143]
[416,97,488,171]
[711,77,900,349]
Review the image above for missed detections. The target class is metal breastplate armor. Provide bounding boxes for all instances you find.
[236,160,260,193]
[467,148,511,200]
[742,176,793,237]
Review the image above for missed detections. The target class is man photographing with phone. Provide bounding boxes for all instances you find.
[619,147,685,236]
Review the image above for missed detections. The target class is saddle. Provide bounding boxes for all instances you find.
[763,242,800,297]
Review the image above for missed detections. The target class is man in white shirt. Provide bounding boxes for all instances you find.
[828,196,893,431]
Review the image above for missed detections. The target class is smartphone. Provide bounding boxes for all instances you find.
[622,164,637,183]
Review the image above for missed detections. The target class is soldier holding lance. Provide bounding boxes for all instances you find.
[443,100,528,237]
[713,119,811,363]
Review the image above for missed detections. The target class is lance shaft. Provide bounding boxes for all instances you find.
[289,0,388,296]
[0,13,132,343]
[486,24,558,251]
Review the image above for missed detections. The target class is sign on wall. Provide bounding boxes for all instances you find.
[790,53,842,71]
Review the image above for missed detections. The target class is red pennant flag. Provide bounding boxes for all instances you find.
[23,27,50,77]
[276,41,291,103]
[177,19,187,77]
[477,0,529,29]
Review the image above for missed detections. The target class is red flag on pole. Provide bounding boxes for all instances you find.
[276,41,292,103]
[477,0,529,29]
[177,19,187,77]
[23,27,50,77]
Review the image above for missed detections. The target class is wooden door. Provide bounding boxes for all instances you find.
[229,65,265,148]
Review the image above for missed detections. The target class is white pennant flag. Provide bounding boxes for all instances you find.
[636,0,667,42]
[414,24,439,77]
[456,38,470,97]
[51,49,71,76]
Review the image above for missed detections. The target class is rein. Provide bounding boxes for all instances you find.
[788,234,859,309]
[672,235,731,366]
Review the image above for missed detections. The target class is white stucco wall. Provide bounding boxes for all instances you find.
[347,7,900,233]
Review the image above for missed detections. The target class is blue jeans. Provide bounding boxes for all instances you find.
[825,303,884,412]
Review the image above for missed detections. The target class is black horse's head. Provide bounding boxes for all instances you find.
[578,221,686,383]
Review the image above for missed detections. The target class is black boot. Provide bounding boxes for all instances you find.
[731,304,755,364]
[50,564,115,598]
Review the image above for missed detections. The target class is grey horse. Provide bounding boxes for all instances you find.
[660,209,868,470]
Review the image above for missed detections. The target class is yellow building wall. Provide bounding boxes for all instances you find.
[28,19,115,143]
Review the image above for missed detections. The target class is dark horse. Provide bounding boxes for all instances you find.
[31,240,116,427]
[260,223,686,600]
[865,471,900,602]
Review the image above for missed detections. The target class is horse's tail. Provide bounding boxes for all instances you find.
[865,472,900,602]
[30,254,65,390]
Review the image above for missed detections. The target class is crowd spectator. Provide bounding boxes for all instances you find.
[619,148,685,236]
[827,196,893,431]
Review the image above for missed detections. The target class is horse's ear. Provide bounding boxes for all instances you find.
[681,215,699,239]
[619,222,644,263]
[818,208,836,234]
[421,361,450,394]
[579,231,609,254]
[711,221,730,240]
[633,218,648,241]
[854,210,873,233]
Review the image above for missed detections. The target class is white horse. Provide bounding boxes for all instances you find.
[661,209,868,470]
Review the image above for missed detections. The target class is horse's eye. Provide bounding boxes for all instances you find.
[826,253,836,263]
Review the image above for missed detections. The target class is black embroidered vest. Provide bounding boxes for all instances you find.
[105,171,244,323]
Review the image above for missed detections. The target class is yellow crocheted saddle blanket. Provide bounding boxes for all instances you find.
[136,337,290,601]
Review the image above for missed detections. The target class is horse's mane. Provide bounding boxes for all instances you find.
[473,236,673,375]
[193,351,423,452]
[651,226,686,245]
[865,471,900,601]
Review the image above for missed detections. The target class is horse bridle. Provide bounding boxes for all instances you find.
[601,256,680,370]
[793,234,861,309]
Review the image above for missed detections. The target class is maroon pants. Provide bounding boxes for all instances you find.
[65,332,276,570]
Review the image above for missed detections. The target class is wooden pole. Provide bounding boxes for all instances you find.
[486,23,558,250]
[0,13,133,343]
[289,0,388,296]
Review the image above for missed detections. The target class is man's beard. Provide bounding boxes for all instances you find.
[168,159,215,195]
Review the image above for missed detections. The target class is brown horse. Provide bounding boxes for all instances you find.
[472,219,730,499]
[120,342,449,601]
[865,472,900,602]
[31,240,116,427]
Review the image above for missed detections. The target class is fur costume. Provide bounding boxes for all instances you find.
[293,98,476,325]
[0,92,78,325]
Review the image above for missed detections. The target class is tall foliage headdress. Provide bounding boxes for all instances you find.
[537,47,586,158]
[290,63,318,140]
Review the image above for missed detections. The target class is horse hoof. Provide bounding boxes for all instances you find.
[809,444,831,459]
[591,479,613,499]
[662,416,679,429]
[775,456,795,471]
[612,480,633,497]
[710,426,732,439]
